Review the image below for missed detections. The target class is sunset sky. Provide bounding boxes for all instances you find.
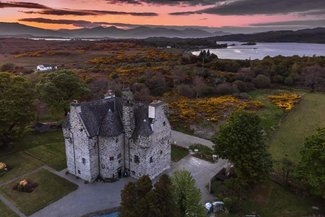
[0,0,324,32]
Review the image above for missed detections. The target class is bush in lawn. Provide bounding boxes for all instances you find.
[0,162,8,176]
[13,179,38,193]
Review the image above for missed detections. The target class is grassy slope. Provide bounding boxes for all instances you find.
[0,200,18,217]
[237,181,324,217]
[0,169,78,216]
[269,92,325,163]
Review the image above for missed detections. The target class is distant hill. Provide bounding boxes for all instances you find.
[212,28,325,44]
[0,22,67,38]
[0,22,225,39]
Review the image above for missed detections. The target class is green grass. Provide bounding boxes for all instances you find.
[0,200,18,217]
[0,169,78,216]
[248,89,285,138]
[269,92,325,163]
[24,142,66,171]
[189,144,214,162]
[0,131,64,156]
[0,153,43,183]
[236,181,324,217]
[171,145,189,162]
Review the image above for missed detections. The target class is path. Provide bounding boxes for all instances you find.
[169,156,229,202]
[171,130,215,149]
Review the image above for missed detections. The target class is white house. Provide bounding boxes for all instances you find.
[36,65,58,72]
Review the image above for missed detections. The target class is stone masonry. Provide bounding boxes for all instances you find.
[62,89,171,182]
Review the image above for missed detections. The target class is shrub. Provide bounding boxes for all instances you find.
[254,74,271,88]
[215,82,236,95]
[13,179,38,193]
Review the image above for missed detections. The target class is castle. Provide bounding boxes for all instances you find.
[62,90,172,182]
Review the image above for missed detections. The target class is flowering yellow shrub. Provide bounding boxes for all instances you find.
[168,96,264,126]
[268,93,301,111]
[19,179,29,187]
[0,162,7,170]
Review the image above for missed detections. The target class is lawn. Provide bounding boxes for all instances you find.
[248,89,285,138]
[269,92,325,163]
[0,152,43,183]
[24,142,66,171]
[0,200,18,217]
[189,144,214,162]
[0,169,78,216]
[239,181,324,217]
[171,145,189,162]
[0,131,64,156]
[225,181,324,217]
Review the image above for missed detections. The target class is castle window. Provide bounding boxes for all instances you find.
[160,150,163,155]
[134,155,140,164]
[82,158,86,165]
[118,153,121,159]
[132,171,135,175]
[163,121,166,126]
[118,160,121,164]
[150,157,153,163]
[79,128,83,132]
[116,138,119,143]
[110,156,114,161]
[78,170,81,174]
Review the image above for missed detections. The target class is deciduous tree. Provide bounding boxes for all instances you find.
[296,128,325,198]
[213,111,272,184]
[0,72,35,148]
[171,170,205,217]
[37,70,89,115]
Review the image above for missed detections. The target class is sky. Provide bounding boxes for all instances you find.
[0,0,324,33]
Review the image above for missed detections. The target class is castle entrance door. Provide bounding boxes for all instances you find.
[117,168,122,179]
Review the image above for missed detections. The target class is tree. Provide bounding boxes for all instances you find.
[37,70,89,115]
[213,111,272,184]
[154,174,180,217]
[296,128,325,198]
[0,72,35,148]
[171,170,206,217]
[119,182,138,217]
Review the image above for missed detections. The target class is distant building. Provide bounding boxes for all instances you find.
[36,64,58,72]
[62,89,172,182]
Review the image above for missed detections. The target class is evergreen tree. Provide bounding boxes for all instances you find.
[119,182,138,217]
[213,110,272,184]
[154,174,180,217]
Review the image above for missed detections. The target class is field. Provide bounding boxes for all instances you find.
[227,181,324,217]
[0,169,78,216]
[269,92,325,163]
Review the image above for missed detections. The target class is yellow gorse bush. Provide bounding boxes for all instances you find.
[268,93,301,111]
[169,96,264,125]
[0,162,7,170]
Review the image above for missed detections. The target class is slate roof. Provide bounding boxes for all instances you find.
[64,97,154,138]
[133,105,153,138]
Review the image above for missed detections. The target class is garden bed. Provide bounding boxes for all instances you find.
[171,145,189,162]
[189,144,215,162]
